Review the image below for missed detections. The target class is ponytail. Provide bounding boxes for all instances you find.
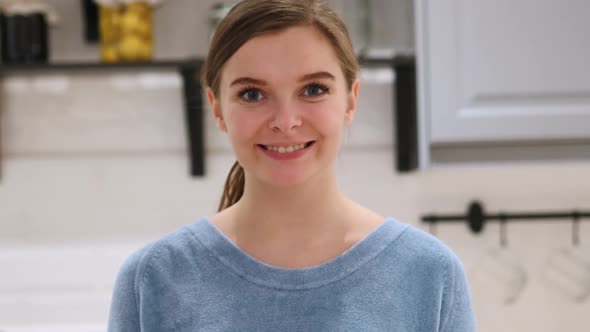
[217,161,245,211]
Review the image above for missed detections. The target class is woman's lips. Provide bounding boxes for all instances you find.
[257,141,316,160]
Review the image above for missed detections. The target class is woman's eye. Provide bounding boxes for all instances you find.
[239,88,264,102]
[303,83,328,97]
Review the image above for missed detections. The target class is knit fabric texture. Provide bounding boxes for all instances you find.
[108,217,476,331]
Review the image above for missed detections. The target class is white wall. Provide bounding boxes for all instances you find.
[0,1,589,331]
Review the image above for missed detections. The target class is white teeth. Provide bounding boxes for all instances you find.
[266,143,307,153]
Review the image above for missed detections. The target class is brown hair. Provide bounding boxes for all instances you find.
[201,0,359,212]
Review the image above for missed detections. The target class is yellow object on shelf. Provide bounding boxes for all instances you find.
[98,1,154,62]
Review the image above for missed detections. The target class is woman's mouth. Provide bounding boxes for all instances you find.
[257,141,315,153]
[256,141,316,160]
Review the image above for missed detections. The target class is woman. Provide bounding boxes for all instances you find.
[108,0,476,331]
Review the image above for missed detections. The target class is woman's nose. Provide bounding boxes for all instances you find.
[268,101,302,133]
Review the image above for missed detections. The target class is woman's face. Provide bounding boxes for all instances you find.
[208,25,359,187]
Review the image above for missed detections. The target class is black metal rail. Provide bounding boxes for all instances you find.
[422,200,590,245]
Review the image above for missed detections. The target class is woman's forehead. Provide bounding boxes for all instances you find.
[221,25,343,86]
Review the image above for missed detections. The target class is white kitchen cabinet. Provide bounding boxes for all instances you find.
[415,0,590,166]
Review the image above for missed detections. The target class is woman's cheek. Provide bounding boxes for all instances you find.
[311,102,348,132]
[226,108,264,138]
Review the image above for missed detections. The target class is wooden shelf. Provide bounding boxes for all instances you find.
[0,54,417,180]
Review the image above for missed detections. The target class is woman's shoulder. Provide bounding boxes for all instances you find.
[115,217,210,282]
[384,219,476,330]
[386,218,466,272]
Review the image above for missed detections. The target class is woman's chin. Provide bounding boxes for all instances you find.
[257,169,312,188]
[265,175,308,188]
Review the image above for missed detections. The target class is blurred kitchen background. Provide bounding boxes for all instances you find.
[0,0,589,331]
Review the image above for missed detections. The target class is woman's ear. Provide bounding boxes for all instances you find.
[206,87,227,132]
[345,79,360,126]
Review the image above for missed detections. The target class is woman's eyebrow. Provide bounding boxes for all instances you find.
[229,71,336,87]
[298,71,335,82]
[230,77,266,87]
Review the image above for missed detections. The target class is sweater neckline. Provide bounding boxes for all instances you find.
[188,217,409,290]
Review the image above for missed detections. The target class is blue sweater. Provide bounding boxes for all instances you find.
[108,217,476,331]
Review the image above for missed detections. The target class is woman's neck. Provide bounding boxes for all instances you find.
[210,169,386,267]
[238,172,345,231]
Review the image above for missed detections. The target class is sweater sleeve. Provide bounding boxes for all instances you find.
[440,251,477,332]
[107,248,148,332]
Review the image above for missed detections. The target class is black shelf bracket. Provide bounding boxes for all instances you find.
[179,60,204,176]
[359,55,418,173]
[0,58,205,180]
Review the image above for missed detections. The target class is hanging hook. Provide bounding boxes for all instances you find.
[572,210,580,246]
[428,218,437,236]
[499,213,508,248]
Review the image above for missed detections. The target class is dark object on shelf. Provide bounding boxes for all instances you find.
[422,200,590,242]
[359,55,418,173]
[1,13,30,63]
[0,58,204,180]
[0,11,49,64]
[27,13,49,62]
[0,14,3,62]
[82,0,100,43]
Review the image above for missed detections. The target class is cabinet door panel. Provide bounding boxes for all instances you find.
[419,0,590,143]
